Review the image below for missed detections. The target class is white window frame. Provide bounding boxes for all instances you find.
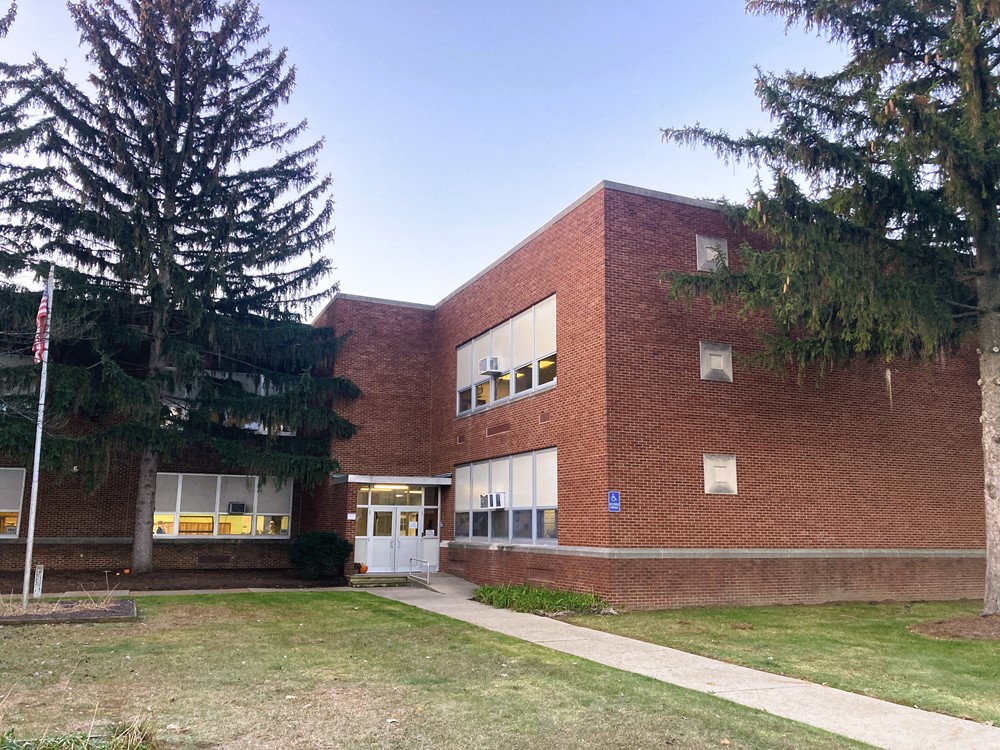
[0,467,26,537]
[455,295,557,414]
[453,448,558,544]
[153,472,293,538]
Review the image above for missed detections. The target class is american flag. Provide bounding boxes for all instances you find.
[32,287,48,364]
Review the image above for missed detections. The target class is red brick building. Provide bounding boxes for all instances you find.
[0,181,985,608]
[314,181,985,608]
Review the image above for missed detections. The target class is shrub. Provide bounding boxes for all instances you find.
[473,584,607,614]
[288,531,353,579]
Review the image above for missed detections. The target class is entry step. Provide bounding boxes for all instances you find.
[348,573,410,588]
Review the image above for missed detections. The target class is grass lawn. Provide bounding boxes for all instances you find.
[563,600,1000,726]
[0,592,874,750]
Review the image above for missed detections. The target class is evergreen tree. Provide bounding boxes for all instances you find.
[0,0,357,572]
[663,0,1000,614]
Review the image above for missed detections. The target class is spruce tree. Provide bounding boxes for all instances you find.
[0,0,357,572]
[663,0,1000,614]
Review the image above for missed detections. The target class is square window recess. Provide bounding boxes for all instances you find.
[703,453,738,494]
[700,341,733,382]
[696,235,729,271]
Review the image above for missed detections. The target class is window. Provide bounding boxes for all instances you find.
[355,485,440,538]
[696,235,728,272]
[453,448,558,543]
[699,342,733,382]
[703,454,738,494]
[0,467,25,536]
[456,295,556,414]
[153,473,292,537]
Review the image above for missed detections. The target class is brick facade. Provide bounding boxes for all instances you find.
[319,181,986,609]
[3,181,986,607]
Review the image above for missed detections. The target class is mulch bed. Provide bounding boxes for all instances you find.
[0,598,137,626]
[0,568,345,596]
[909,614,1000,640]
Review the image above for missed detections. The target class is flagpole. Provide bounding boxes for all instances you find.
[22,265,55,608]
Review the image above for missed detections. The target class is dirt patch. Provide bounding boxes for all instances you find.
[910,614,1000,640]
[0,568,345,596]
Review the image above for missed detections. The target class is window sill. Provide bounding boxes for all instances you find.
[153,536,290,543]
[455,380,556,421]
[444,538,557,550]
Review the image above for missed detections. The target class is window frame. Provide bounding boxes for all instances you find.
[453,448,558,545]
[153,472,293,539]
[455,295,557,415]
[0,467,26,537]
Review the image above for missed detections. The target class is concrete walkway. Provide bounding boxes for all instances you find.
[367,574,1000,750]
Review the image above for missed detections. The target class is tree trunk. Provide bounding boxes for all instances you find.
[978,262,1000,614]
[132,445,158,572]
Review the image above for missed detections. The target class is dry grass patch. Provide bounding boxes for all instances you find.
[1,592,874,750]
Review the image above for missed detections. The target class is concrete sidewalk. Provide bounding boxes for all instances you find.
[369,574,1000,750]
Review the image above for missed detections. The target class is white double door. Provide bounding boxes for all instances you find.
[367,506,422,573]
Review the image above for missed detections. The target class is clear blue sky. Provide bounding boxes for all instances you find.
[4,1,845,308]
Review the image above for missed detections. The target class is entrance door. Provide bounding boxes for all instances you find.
[367,507,422,573]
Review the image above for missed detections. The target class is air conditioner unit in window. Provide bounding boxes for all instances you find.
[478,356,501,375]
[228,502,248,514]
[478,492,507,509]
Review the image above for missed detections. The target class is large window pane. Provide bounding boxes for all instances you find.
[405,488,423,506]
[473,334,491,372]
[257,480,292,514]
[455,512,470,537]
[511,454,533,508]
[536,449,558,507]
[0,511,18,535]
[472,511,488,537]
[220,475,255,513]
[537,509,557,540]
[180,475,218,513]
[492,321,511,372]
[537,353,557,386]
[474,380,489,407]
[424,487,439,506]
[456,342,473,390]
[219,514,252,535]
[458,388,472,412]
[494,373,510,400]
[534,296,556,355]
[454,466,471,512]
[490,457,510,500]
[512,510,532,539]
[512,310,533,366]
[491,510,509,539]
[179,514,214,534]
[256,515,289,536]
[514,363,533,394]
[153,513,174,535]
[471,462,489,509]
[154,473,179,513]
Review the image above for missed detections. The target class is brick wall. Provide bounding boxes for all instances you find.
[315,297,435,476]
[446,544,983,609]
[601,186,984,551]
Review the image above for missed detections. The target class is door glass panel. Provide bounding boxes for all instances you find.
[373,510,394,536]
[398,511,419,537]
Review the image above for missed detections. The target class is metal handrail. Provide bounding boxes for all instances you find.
[408,557,431,585]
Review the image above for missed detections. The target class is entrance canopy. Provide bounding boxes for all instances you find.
[331,474,452,486]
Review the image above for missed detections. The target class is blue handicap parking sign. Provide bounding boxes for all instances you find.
[608,491,620,512]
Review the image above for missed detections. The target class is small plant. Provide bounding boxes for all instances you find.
[473,584,607,614]
[288,531,353,579]
[0,718,156,749]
